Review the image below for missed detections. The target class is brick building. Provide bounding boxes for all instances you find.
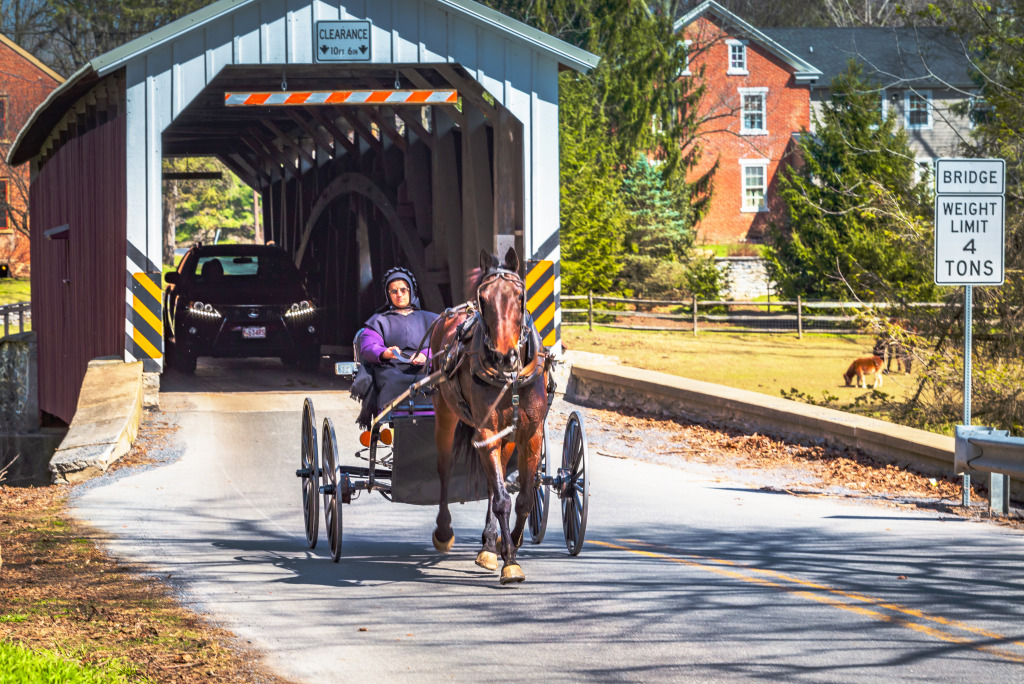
[677,1,975,245]
[0,34,63,277]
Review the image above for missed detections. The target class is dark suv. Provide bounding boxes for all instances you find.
[164,244,321,373]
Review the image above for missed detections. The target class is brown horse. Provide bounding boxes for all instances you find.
[428,248,551,584]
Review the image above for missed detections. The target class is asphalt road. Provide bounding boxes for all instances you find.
[72,358,1024,682]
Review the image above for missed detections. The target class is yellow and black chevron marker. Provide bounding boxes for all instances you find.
[127,272,163,372]
[526,259,558,348]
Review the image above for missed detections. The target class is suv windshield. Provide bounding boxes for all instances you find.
[189,251,301,284]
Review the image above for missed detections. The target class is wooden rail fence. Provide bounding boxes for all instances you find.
[562,294,942,337]
[0,302,31,337]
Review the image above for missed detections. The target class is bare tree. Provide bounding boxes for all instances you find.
[820,0,936,27]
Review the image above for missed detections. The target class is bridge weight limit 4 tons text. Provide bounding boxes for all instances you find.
[933,159,1005,286]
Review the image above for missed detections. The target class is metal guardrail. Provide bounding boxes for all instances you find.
[0,301,31,337]
[562,294,943,336]
[954,425,1024,514]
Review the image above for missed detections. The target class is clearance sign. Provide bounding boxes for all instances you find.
[315,21,371,62]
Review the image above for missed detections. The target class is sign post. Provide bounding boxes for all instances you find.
[933,158,1005,507]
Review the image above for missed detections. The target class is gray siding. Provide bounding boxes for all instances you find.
[121,0,566,316]
[809,86,975,161]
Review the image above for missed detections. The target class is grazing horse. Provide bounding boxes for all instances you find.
[429,248,552,584]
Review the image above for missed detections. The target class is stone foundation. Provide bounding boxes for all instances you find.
[715,257,775,301]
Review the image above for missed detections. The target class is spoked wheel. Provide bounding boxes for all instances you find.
[321,417,343,562]
[300,398,319,549]
[527,432,550,544]
[559,411,589,556]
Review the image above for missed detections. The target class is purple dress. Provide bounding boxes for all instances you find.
[358,308,439,414]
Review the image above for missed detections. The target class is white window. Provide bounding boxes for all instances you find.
[726,40,747,75]
[905,90,932,129]
[740,160,769,212]
[738,87,767,135]
[969,94,990,128]
[682,39,693,76]
[915,157,934,186]
[867,89,889,130]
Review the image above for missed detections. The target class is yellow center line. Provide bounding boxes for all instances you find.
[590,539,1024,664]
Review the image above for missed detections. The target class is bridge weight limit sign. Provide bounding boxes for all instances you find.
[934,159,1005,286]
[933,158,1005,507]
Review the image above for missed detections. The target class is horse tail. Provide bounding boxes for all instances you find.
[451,420,480,479]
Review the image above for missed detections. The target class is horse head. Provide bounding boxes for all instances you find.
[474,248,525,373]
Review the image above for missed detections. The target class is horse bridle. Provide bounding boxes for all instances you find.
[475,267,529,374]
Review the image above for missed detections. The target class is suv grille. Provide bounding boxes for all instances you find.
[222,306,283,322]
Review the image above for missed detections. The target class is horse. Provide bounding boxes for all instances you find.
[873,334,913,374]
[428,248,552,585]
[843,356,884,388]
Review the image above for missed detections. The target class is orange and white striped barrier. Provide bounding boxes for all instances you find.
[224,89,458,106]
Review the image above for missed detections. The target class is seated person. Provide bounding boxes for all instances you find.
[356,268,439,427]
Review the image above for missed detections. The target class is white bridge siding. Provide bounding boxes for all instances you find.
[121,0,569,344]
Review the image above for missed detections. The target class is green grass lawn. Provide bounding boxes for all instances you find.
[0,277,30,305]
[563,327,919,414]
[0,641,137,683]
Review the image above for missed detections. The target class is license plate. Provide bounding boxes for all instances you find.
[242,326,266,339]
[334,362,358,377]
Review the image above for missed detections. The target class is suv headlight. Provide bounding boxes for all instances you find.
[285,300,317,318]
[188,301,222,319]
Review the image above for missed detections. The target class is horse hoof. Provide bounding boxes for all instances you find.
[500,564,525,585]
[432,530,454,554]
[475,550,499,571]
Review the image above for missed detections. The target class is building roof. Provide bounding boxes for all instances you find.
[86,0,598,78]
[760,27,976,89]
[675,0,823,83]
[0,33,64,83]
[8,0,597,166]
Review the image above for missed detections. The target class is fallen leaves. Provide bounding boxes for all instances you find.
[0,416,288,684]
[579,404,988,506]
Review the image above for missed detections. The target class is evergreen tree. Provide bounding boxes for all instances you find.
[765,61,936,302]
[878,0,1024,434]
[559,73,627,295]
[621,155,692,261]
[618,155,706,298]
[481,0,712,292]
[162,158,256,259]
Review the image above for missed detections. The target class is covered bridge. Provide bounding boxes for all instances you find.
[7,0,597,422]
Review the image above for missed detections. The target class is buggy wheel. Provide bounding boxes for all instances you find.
[300,398,319,549]
[560,411,589,556]
[527,432,550,544]
[321,417,343,562]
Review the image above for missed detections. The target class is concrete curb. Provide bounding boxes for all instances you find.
[49,359,144,484]
[566,357,956,477]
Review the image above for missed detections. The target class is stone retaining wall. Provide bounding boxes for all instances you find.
[715,256,774,301]
[564,358,1023,493]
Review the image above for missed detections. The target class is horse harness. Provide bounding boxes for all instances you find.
[433,268,555,448]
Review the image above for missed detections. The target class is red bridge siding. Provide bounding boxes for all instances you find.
[30,112,127,423]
